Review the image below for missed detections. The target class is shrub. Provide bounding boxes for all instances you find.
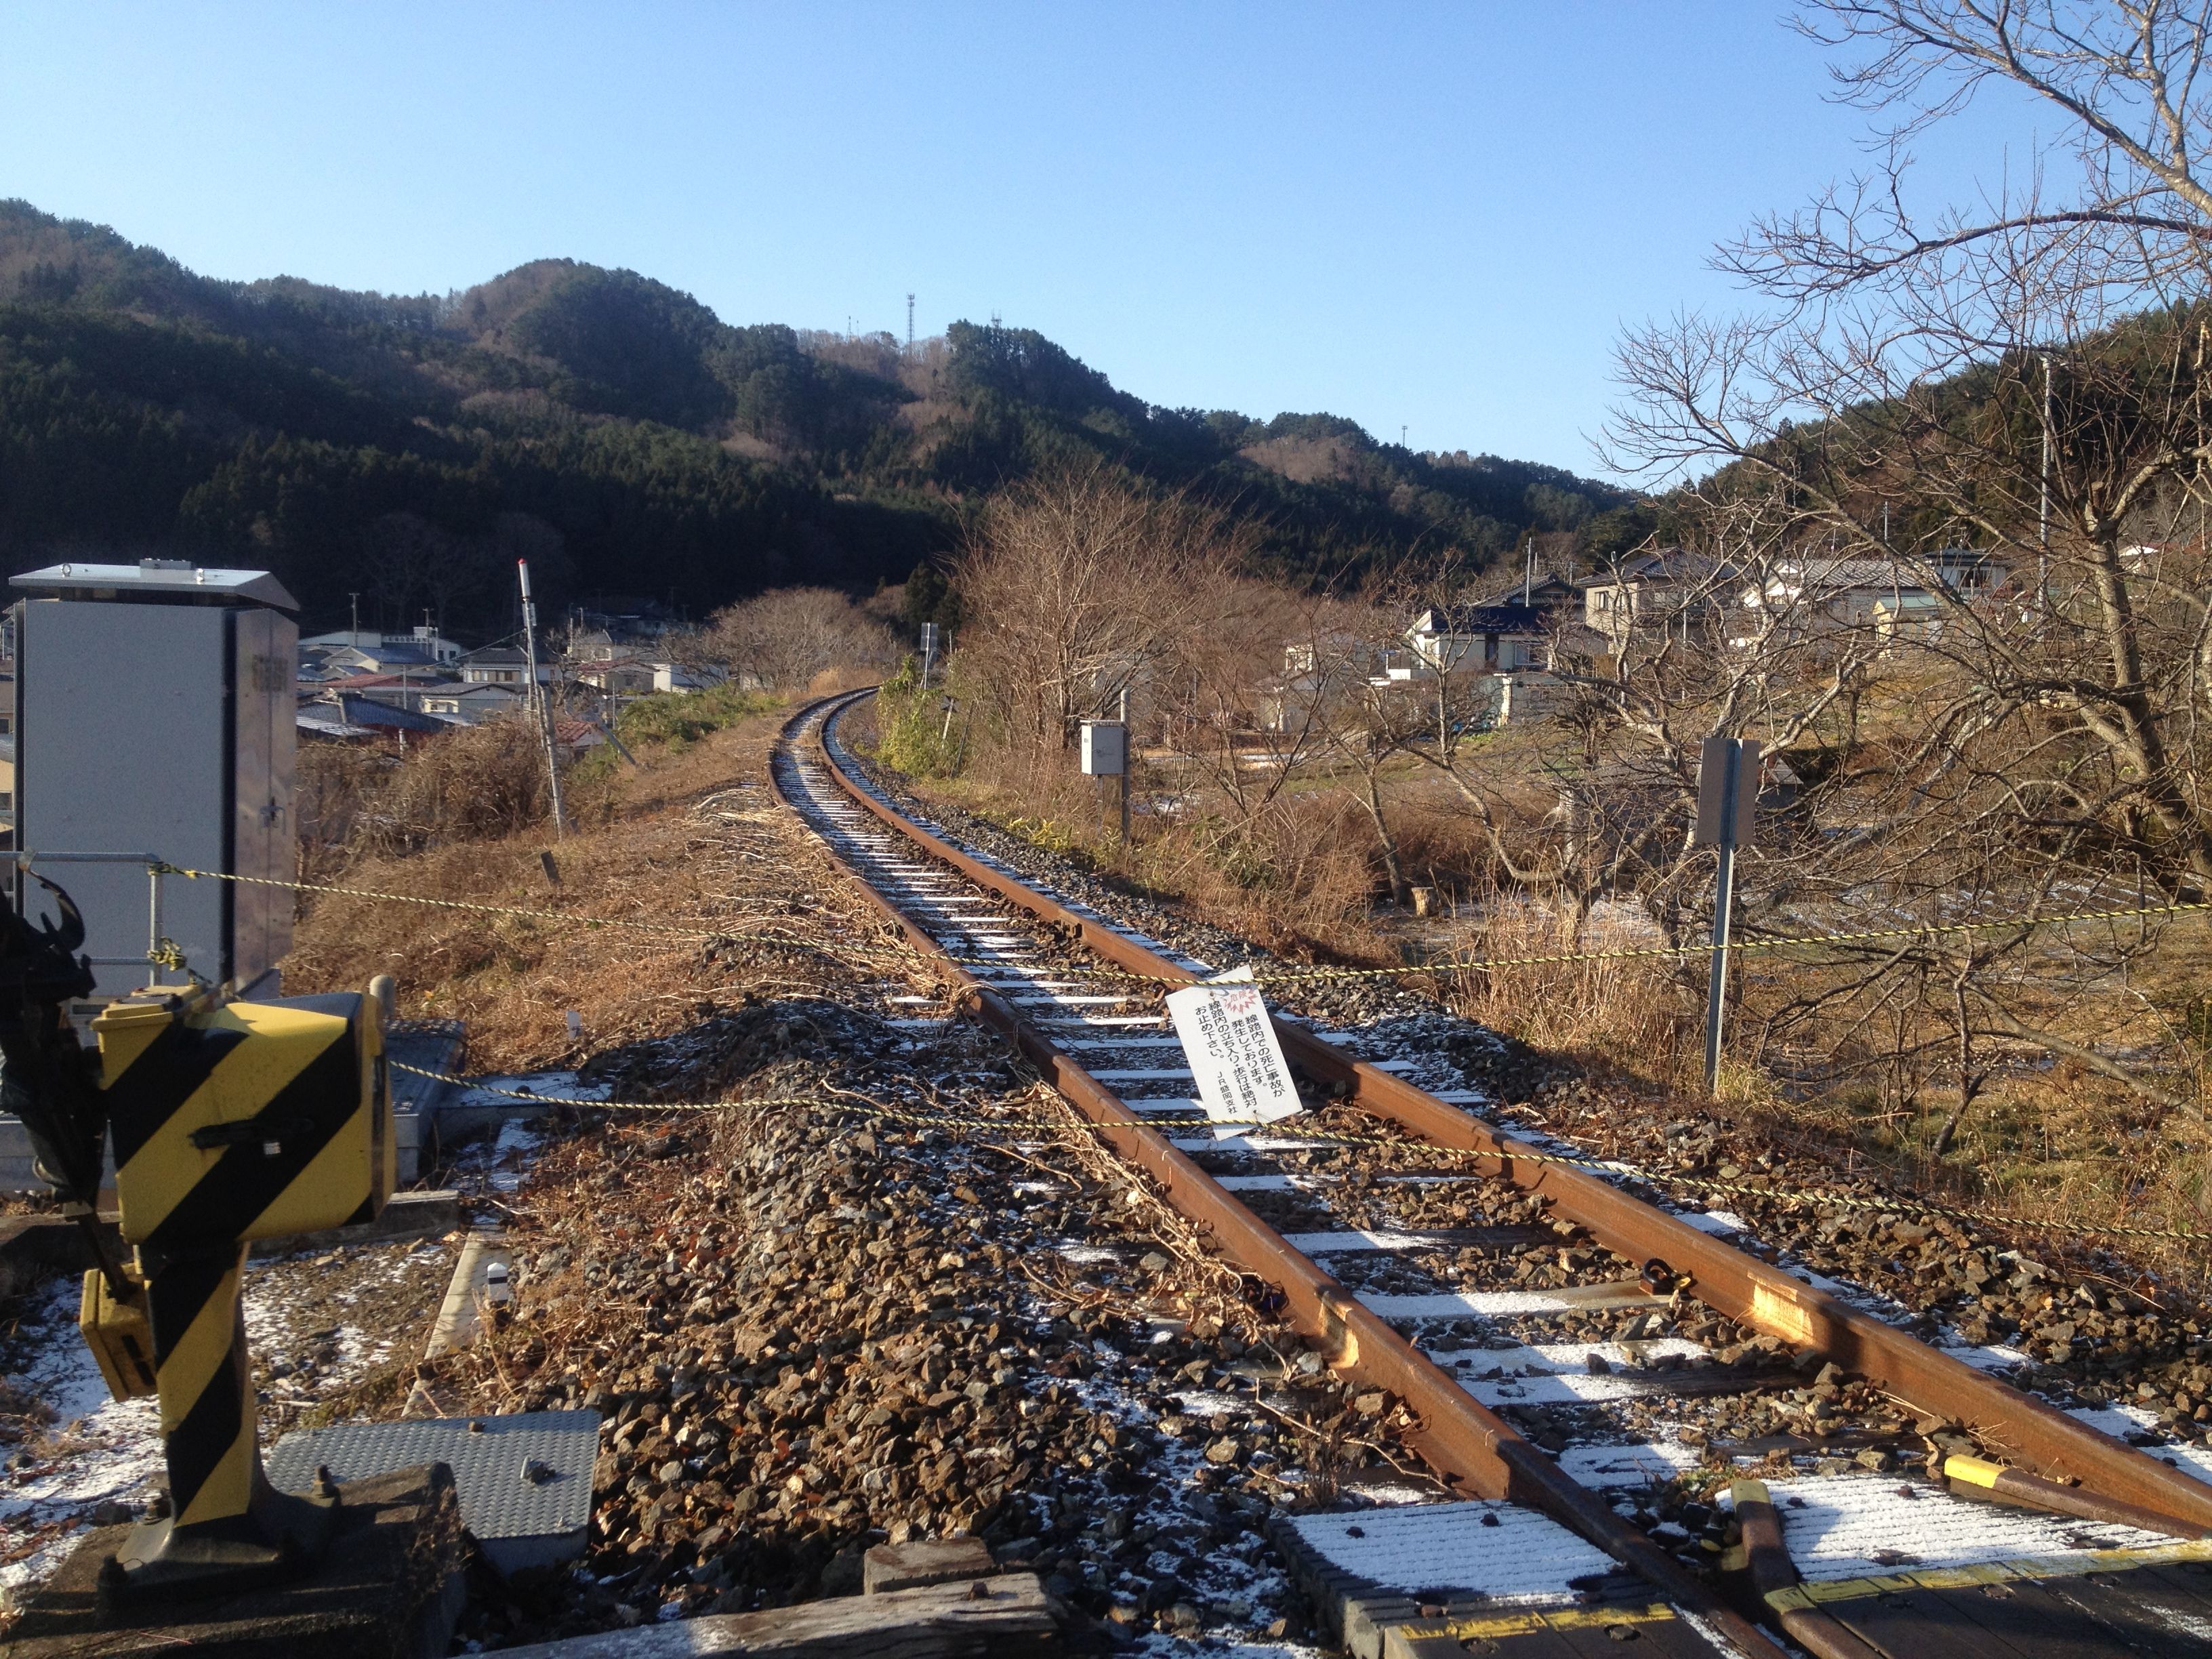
[613,684,779,752]
[869,662,966,778]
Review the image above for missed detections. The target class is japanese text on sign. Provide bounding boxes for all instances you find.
[1164,983,1303,1133]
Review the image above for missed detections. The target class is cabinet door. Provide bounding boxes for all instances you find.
[22,601,227,997]
[231,609,297,991]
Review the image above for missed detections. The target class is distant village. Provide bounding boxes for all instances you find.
[1264,542,2012,733]
[289,598,708,752]
[0,543,2038,834]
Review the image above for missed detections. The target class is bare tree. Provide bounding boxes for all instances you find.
[952,460,1245,757]
[1589,1,2212,1118]
[1151,582,1375,827]
[693,588,895,693]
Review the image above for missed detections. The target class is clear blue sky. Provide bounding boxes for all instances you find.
[0,3,2041,478]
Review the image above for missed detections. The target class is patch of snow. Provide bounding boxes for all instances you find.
[0,1279,162,1595]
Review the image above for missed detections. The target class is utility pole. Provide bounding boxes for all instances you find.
[348,592,361,645]
[1523,536,1535,603]
[1118,685,1131,846]
[516,560,567,838]
[2039,349,2054,609]
[1693,736,1759,1097]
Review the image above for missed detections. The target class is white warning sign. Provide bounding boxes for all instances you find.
[1164,982,1303,1130]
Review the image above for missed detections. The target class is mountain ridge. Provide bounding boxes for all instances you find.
[0,199,1641,634]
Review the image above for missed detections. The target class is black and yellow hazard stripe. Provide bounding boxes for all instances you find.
[89,987,391,1549]
[145,1244,257,1528]
[100,990,384,1250]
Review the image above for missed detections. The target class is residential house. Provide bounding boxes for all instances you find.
[1740,550,2005,641]
[552,717,609,758]
[567,626,621,663]
[1483,572,1584,618]
[417,682,530,723]
[310,691,462,737]
[458,647,548,687]
[300,624,466,666]
[297,711,377,743]
[567,655,660,696]
[1406,603,1551,672]
[1582,549,1738,651]
[565,598,680,643]
[312,641,448,679]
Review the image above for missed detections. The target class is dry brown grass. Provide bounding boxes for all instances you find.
[285,705,902,1074]
[853,701,2212,1279]
[1438,900,1693,1076]
[1143,792,1385,960]
[896,730,1389,964]
[298,719,558,882]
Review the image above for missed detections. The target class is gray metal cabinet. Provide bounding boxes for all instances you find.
[14,573,298,999]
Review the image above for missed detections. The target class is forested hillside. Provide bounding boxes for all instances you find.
[0,201,1635,634]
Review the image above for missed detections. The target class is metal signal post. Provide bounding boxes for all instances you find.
[1694,736,1759,1097]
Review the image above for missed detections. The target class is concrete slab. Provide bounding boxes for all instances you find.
[1281,1500,1618,1602]
[1763,1470,2175,1580]
[0,1119,113,1196]
[385,1020,464,1181]
[248,1189,462,1261]
[1268,1500,1638,1659]
[422,1230,508,1359]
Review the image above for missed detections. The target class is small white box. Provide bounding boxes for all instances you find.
[1080,720,1127,777]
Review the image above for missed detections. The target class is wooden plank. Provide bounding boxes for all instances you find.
[2032,1569,2212,1654]
[1384,1604,1711,1659]
[1544,1607,1724,1658]
[485,1572,1058,1659]
[1825,1584,2040,1659]
[1917,1572,2167,1659]
[1386,1618,1584,1659]
[862,1538,995,1595]
[2126,1561,2212,1616]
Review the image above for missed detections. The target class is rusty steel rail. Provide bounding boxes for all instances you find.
[799,691,2212,1542]
[772,695,1790,1659]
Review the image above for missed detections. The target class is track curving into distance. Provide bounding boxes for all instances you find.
[771,689,2212,1659]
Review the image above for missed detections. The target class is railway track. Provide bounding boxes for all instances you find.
[771,690,2212,1659]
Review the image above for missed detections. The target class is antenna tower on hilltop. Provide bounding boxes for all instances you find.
[907,293,916,348]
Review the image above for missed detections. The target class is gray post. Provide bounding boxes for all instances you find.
[1118,687,1131,846]
[1704,832,1737,1097]
[1694,735,1759,1097]
[920,622,939,691]
[147,863,165,985]
[516,560,567,839]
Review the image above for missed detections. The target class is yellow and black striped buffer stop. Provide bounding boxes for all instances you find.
[96,988,392,1248]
